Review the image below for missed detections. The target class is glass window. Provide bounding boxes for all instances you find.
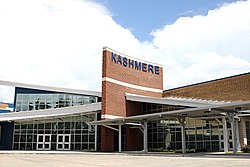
[40,102,45,110]
[15,123,21,130]
[58,122,64,130]
[75,135,81,142]
[16,93,97,112]
[14,135,20,142]
[78,96,84,105]
[46,101,52,109]
[16,102,21,112]
[13,114,96,151]
[29,94,36,101]
[22,94,29,101]
[16,94,22,101]
[89,96,96,103]
[22,103,28,111]
[27,124,33,129]
[45,122,51,129]
[39,95,45,101]
[75,121,81,129]
[35,98,40,110]
[82,135,88,142]
[29,102,34,111]
[66,94,71,101]
[45,95,52,101]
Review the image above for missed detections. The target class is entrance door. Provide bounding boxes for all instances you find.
[57,134,71,150]
[37,134,51,150]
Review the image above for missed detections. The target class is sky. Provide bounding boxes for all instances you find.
[0,0,250,103]
[95,0,239,41]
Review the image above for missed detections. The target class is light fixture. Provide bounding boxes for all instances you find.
[235,107,242,111]
[159,115,164,119]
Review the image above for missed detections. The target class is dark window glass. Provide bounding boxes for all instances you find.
[246,121,250,145]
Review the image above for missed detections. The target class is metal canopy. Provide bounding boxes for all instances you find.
[0,80,101,97]
[89,100,250,125]
[0,102,101,122]
[126,93,228,108]
[89,100,250,154]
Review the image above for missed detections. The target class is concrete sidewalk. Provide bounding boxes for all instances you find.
[0,150,250,159]
[0,152,250,167]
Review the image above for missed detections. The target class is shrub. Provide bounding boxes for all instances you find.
[148,148,196,153]
[148,148,165,152]
[241,146,250,153]
[186,149,196,153]
[174,149,183,153]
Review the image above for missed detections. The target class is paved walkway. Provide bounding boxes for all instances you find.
[0,151,250,167]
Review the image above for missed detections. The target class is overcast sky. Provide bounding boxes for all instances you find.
[0,0,250,103]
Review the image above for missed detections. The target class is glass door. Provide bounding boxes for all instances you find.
[57,134,71,150]
[37,134,51,150]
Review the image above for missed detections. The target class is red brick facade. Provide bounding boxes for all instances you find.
[102,47,163,118]
[163,73,250,101]
[100,47,250,151]
[100,47,163,151]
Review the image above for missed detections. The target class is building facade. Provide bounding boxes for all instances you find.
[0,47,250,153]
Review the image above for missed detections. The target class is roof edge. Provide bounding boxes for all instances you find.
[103,46,163,67]
[164,72,250,92]
[0,80,101,97]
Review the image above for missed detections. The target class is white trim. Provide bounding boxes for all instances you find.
[57,134,71,151]
[126,93,228,107]
[101,114,124,120]
[0,80,101,97]
[37,134,51,150]
[103,47,163,67]
[102,77,162,93]
[0,102,101,122]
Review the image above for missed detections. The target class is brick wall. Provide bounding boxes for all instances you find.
[125,127,143,151]
[163,73,250,101]
[100,126,114,152]
[101,47,163,151]
[102,47,163,118]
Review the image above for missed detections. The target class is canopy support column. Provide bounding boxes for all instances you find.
[236,120,241,151]
[178,117,186,154]
[222,117,228,153]
[118,124,122,153]
[142,120,148,153]
[230,113,237,154]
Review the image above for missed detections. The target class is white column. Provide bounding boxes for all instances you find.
[94,113,98,151]
[118,124,122,153]
[143,121,148,153]
[231,113,237,154]
[181,121,186,154]
[236,120,241,151]
[218,131,222,151]
[222,117,228,153]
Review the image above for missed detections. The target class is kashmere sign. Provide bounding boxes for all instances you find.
[111,52,161,75]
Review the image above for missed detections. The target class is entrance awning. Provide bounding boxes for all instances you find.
[89,100,250,154]
[89,100,250,125]
[126,93,228,107]
[0,102,101,122]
